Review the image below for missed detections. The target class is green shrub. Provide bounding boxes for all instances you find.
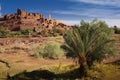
[0,26,10,37]
[32,42,64,59]
[9,29,33,37]
[114,26,120,34]
[20,29,33,36]
[32,43,46,58]
[9,32,21,37]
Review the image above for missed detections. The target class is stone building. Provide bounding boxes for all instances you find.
[0,8,70,31]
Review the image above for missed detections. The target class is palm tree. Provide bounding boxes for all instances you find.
[63,20,117,77]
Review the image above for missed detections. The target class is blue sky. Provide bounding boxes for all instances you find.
[0,0,120,26]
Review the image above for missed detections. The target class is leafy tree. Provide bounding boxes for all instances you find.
[62,19,117,77]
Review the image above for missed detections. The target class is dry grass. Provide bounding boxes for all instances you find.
[88,63,120,80]
[0,53,73,78]
[0,36,120,79]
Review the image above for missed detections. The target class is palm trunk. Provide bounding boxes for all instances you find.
[79,57,88,77]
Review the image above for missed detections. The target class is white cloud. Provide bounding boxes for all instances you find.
[101,18,120,27]
[53,11,83,16]
[62,20,80,25]
[62,18,120,27]
[56,0,120,27]
[53,8,120,19]
[69,0,120,6]
[53,8,120,27]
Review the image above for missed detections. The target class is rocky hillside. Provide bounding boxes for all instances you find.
[0,8,71,32]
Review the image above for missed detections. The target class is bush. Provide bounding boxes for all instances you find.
[0,26,10,37]
[113,25,120,34]
[9,32,21,37]
[20,29,33,36]
[32,42,64,59]
[9,29,33,37]
[0,27,34,38]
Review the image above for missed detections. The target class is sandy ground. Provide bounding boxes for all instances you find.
[0,36,74,78]
[0,35,120,78]
[0,53,74,77]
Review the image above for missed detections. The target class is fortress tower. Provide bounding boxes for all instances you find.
[48,14,51,20]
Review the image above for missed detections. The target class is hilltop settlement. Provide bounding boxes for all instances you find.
[0,9,71,36]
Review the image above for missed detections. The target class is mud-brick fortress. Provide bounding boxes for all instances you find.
[0,9,70,31]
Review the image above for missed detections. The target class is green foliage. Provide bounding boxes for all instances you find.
[0,27,34,38]
[32,42,64,59]
[64,19,116,65]
[0,26,10,37]
[113,25,120,34]
[9,32,21,37]
[7,29,33,37]
[20,29,33,36]
[62,19,117,76]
